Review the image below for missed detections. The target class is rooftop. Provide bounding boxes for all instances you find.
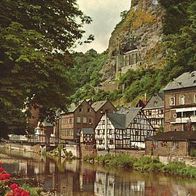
[91,100,108,112]
[144,93,164,109]
[146,131,196,141]
[107,107,142,129]
[81,128,94,135]
[164,71,196,91]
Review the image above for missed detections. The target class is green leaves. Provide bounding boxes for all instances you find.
[0,0,92,133]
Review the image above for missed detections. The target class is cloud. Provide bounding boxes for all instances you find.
[75,0,130,53]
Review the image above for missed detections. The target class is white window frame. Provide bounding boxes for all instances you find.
[83,117,87,123]
[179,95,185,105]
[170,96,175,106]
[194,94,196,103]
[76,117,81,123]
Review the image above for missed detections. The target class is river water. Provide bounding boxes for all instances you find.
[0,149,196,196]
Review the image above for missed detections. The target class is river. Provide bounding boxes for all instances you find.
[0,148,196,196]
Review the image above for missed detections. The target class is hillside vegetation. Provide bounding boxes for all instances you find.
[70,0,196,105]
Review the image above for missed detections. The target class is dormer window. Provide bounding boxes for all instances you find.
[179,95,185,105]
[170,96,175,106]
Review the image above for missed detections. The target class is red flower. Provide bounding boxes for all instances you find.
[0,167,5,173]
[0,173,11,180]
[21,190,30,196]
[13,187,22,196]
[10,183,19,190]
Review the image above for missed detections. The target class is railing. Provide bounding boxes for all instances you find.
[7,134,62,146]
[172,116,196,124]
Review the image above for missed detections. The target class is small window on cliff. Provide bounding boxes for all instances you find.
[152,0,158,5]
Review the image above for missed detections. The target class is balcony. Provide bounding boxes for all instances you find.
[171,116,196,124]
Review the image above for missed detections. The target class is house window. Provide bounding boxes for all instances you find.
[76,117,81,123]
[83,117,87,123]
[194,94,196,103]
[172,141,179,149]
[87,108,91,112]
[99,140,103,145]
[79,108,82,112]
[69,118,72,124]
[109,140,113,145]
[170,96,175,106]
[97,129,100,135]
[109,129,113,135]
[179,95,185,105]
[159,109,163,114]
[89,118,93,124]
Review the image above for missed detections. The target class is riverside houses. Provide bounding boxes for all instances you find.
[95,108,154,150]
[143,93,164,131]
[57,100,116,143]
[145,71,196,157]
[164,71,196,132]
[58,100,96,143]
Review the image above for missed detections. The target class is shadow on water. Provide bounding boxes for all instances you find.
[0,148,196,196]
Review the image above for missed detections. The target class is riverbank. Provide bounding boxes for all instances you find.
[84,153,196,178]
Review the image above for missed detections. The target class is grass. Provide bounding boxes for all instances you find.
[84,154,196,178]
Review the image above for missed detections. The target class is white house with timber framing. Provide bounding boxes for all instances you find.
[95,108,154,150]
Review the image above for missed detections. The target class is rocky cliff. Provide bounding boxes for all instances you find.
[100,0,165,83]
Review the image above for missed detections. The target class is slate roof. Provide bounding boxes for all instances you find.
[163,71,196,91]
[107,113,126,129]
[125,108,141,127]
[41,120,53,127]
[146,131,196,141]
[107,107,142,129]
[144,93,164,109]
[81,128,94,135]
[91,100,108,112]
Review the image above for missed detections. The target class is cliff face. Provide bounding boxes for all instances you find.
[100,0,165,83]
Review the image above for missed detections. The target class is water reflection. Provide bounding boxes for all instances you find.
[0,149,196,196]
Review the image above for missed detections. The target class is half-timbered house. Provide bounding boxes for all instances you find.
[95,108,154,150]
[143,93,164,131]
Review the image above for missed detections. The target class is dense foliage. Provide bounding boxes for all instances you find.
[0,0,92,135]
[84,154,196,178]
[71,0,195,105]
[70,49,107,103]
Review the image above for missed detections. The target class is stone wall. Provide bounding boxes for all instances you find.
[97,149,145,158]
[64,144,80,158]
[145,140,188,156]
[81,144,97,159]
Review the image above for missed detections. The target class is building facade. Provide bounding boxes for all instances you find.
[164,71,196,132]
[58,100,96,142]
[57,100,116,143]
[145,131,196,156]
[95,108,154,150]
[143,93,164,131]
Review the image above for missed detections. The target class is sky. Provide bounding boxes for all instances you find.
[75,0,130,53]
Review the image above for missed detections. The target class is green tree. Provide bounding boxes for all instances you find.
[0,0,92,135]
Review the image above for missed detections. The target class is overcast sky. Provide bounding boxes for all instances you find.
[75,0,130,53]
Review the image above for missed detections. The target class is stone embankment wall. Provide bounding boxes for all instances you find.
[97,149,145,158]
[81,144,97,159]
[159,156,196,167]
[3,143,41,153]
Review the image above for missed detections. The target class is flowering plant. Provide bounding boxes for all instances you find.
[0,161,30,196]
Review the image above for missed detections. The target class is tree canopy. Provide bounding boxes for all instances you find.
[0,0,92,135]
